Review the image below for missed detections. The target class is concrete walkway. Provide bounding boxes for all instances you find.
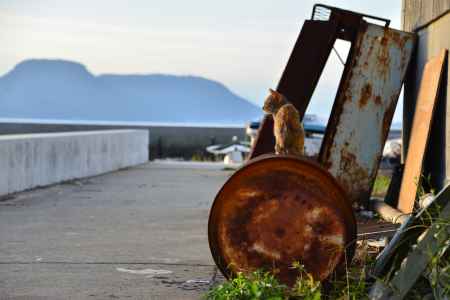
[0,161,231,300]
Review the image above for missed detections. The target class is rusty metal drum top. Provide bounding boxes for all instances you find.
[208,155,356,286]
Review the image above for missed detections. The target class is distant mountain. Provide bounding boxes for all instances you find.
[0,59,262,124]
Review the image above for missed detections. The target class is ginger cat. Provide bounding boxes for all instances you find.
[262,89,305,156]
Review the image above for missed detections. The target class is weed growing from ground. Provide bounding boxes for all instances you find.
[290,262,322,300]
[204,270,287,300]
[372,175,391,197]
[205,245,379,299]
[204,263,325,300]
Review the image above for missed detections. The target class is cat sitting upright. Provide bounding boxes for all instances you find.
[262,89,305,156]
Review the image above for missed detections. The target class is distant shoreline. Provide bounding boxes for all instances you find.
[0,117,402,131]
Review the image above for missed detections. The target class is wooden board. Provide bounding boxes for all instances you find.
[397,49,447,214]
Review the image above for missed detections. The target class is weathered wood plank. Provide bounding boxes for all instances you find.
[397,49,447,214]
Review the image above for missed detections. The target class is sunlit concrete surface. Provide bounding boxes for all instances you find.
[0,160,230,299]
[0,130,148,196]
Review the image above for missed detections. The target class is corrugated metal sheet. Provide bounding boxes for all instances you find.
[319,23,415,205]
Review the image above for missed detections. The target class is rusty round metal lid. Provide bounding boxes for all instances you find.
[208,155,356,285]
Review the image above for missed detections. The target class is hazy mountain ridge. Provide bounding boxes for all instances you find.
[0,59,262,124]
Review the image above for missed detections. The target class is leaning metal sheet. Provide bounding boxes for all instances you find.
[319,23,415,205]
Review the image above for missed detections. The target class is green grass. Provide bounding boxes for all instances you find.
[372,175,391,197]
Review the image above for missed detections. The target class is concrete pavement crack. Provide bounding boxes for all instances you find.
[208,266,219,287]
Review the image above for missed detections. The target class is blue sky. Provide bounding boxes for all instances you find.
[0,0,403,120]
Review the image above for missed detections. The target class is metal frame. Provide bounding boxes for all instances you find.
[249,6,364,159]
[249,4,415,206]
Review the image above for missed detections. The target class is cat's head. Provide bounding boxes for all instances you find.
[262,89,288,114]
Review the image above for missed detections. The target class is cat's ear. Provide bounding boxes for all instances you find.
[269,88,277,95]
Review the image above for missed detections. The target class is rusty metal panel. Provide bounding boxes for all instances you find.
[249,19,340,159]
[208,155,356,285]
[319,23,415,205]
[397,50,447,214]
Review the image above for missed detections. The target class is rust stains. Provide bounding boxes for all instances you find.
[359,83,373,108]
[209,156,356,286]
[389,30,411,50]
[319,64,355,167]
[362,38,376,70]
[223,170,346,283]
[374,95,382,105]
[338,147,370,204]
[377,37,391,81]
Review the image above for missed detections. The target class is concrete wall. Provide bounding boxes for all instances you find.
[0,120,246,159]
[0,130,148,196]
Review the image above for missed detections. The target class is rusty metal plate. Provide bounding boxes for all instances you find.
[397,50,447,214]
[208,155,356,285]
[319,23,415,205]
